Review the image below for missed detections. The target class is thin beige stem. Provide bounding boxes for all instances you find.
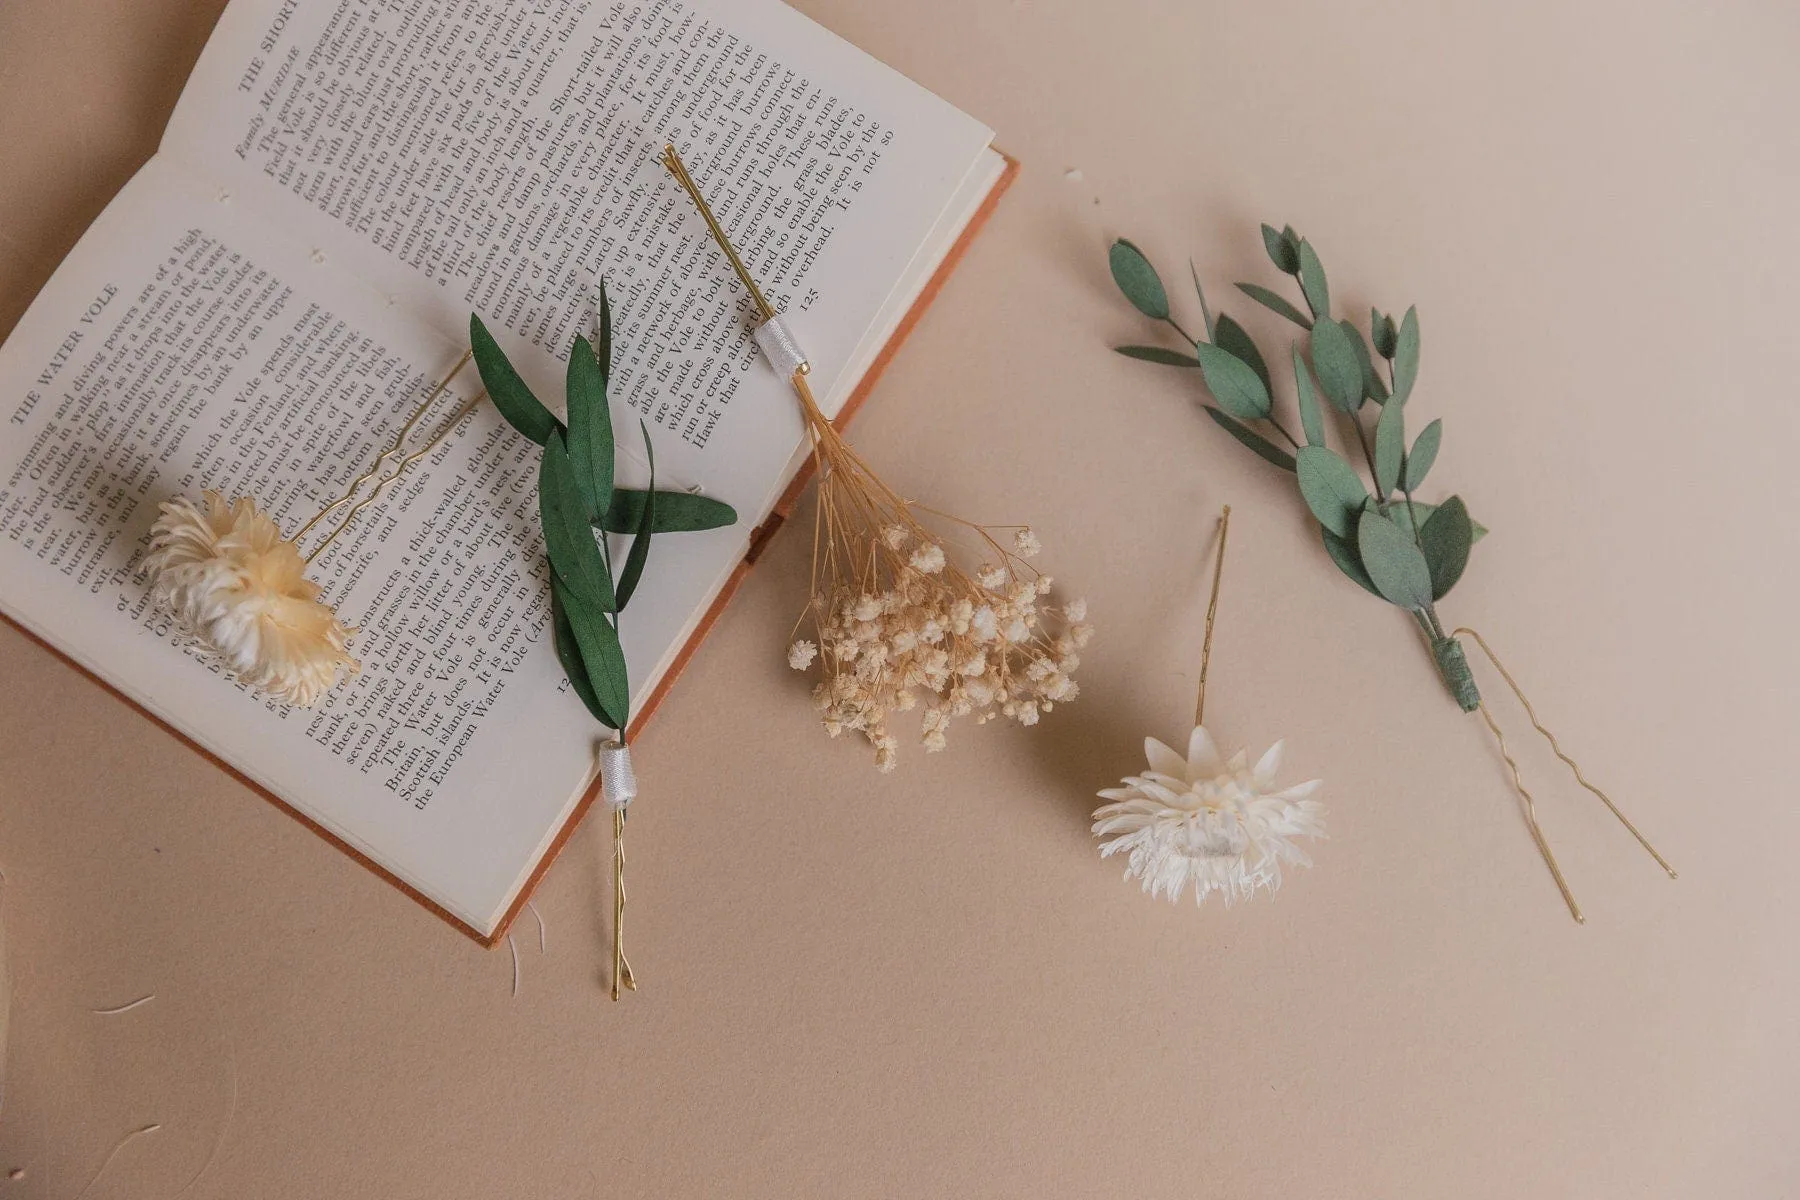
[1195,505,1232,729]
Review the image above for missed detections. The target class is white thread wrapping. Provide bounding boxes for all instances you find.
[598,741,637,811]
[753,314,809,380]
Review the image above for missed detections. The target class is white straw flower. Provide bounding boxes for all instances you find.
[1093,725,1324,905]
[143,492,358,706]
[788,640,818,670]
[1013,527,1042,558]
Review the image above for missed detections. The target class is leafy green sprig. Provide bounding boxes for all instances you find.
[1109,227,1482,709]
[471,287,737,733]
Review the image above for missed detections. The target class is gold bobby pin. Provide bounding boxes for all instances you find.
[1453,625,1676,923]
[294,349,485,563]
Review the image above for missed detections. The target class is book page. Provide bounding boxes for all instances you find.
[0,155,684,933]
[162,0,996,516]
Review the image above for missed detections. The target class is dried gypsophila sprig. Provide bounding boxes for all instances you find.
[659,144,1090,770]
[786,413,1092,770]
[142,350,484,706]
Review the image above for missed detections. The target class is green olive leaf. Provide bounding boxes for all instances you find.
[551,577,614,727]
[599,488,737,535]
[1212,313,1273,398]
[612,421,657,611]
[1418,494,1474,600]
[1404,418,1442,491]
[552,571,629,731]
[564,334,612,522]
[1110,239,1169,321]
[1204,407,1296,472]
[1114,345,1200,368]
[1236,282,1312,329]
[595,280,614,382]
[1296,445,1370,537]
[1357,507,1435,610]
[1297,239,1330,318]
[539,430,616,612]
[1308,318,1364,413]
[1195,342,1272,420]
[471,313,561,446]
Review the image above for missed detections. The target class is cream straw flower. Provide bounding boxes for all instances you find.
[1093,725,1324,905]
[143,491,358,706]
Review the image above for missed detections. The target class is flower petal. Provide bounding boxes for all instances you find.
[1252,740,1284,786]
[1143,736,1187,779]
[1186,725,1223,777]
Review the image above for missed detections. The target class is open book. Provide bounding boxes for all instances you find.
[0,0,1013,942]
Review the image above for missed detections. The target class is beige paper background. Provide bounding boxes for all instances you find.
[1,0,1796,1195]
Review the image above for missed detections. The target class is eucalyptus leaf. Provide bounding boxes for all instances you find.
[1418,494,1474,600]
[1110,239,1169,321]
[539,431,616,612]
[1404,419,1442,491]
[1342,319,1390,403]
[1308,318,1364,413]
[1321,526,1380,596]
[1261,223,1301,274]
[1371,309,1399,359]
[1374,397,1406,496]
[1204,407,1296,472]
[599,488,737,535]
[1195,342,1272,421]
[1190,260,1216,341]
[1292,346,1326,447]
[1115,345,1200,368]
[1297,239,1330,318]
[1296,445,1370,537]
[564,334,613,521]
[1390,498,1488,543]
[471,314,561,446]
[1236,282,1312,329]
[1357,507,1435,610]
[1392,306,1421,404]
[551,578,613,727]
[1212,313,1272,397]
[613,422,657,611]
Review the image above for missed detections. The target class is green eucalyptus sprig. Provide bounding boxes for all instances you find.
[471,285,738,997]
[1108,227,1482,710]
[470,287,738,733]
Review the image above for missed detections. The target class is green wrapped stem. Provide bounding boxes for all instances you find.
[1433,635,1481,712]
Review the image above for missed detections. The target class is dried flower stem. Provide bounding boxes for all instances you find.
[1195,505,1231,728]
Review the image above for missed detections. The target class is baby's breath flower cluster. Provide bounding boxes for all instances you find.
[784,383,1090,770]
